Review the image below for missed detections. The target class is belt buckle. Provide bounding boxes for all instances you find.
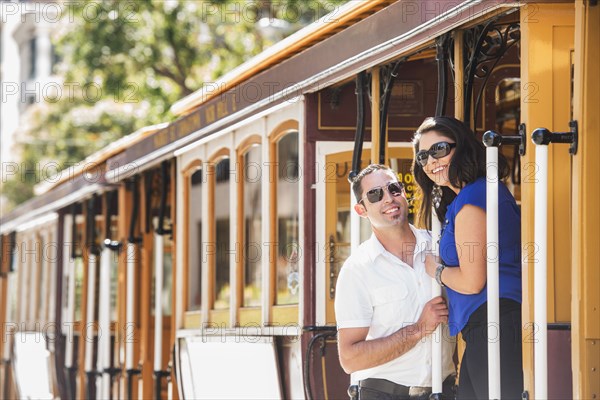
[408,386,431,397]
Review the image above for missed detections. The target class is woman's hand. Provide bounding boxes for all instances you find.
[425,253,440,278]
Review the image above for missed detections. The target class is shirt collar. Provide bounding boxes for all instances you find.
[365,224,431,263]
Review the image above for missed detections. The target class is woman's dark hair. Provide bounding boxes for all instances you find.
[412,116,510,228]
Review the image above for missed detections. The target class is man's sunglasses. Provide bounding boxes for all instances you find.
[415,141,456,167]
[360,182,404,204]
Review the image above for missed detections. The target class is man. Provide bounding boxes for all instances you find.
[335,164,455,399]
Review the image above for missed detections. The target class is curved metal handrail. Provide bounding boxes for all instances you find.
[302,326,338,400]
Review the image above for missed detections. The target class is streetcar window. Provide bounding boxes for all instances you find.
[151,216,174,317]
[242,145,262,308]
[188,168,203,312]
[275,131,299,306]
[214,158,231,310]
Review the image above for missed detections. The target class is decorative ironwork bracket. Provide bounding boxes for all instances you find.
[435,33,452,117]
[463,17,520,131]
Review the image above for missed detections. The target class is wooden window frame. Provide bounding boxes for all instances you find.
[268,121,300,325]
[182,159,203,329]
[207,148,230,326]
[236,135,263,326]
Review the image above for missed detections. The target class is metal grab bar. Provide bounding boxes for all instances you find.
[86,370,101,400]
[70,203,79,259]
[154,369,171,400]
[483,129,526,399]
[126,367,142,400]
[435,33,450,117]
[104,190,120,248]
[302,326,338,400]
[378,61,403,165]
[125,177,142,400]
[348,71,367,183]
[154,161,172,400]
[530,122,577,400]
[2,359,12,399]
[430,211,443,399]
[128,176,142,245]
[156,160,172,236]
[84,196,100,400]
[64,365,78,400]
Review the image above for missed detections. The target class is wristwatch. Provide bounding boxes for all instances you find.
[435,263,446,287]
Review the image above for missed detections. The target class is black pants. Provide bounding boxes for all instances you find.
[458,299,524,400]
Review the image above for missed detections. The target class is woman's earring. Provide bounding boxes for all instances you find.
[432,184,442,209]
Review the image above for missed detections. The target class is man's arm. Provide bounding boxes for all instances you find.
[337,296,448,374]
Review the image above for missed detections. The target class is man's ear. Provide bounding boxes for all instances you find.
[354,202,368,218]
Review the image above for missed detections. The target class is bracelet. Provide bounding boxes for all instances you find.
[435,264,446,287]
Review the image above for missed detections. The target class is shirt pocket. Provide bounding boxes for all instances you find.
[371,283,415,328]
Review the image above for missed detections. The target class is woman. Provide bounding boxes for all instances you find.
[412,116,523,399]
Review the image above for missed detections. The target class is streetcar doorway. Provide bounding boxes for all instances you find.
[315,143,416,326]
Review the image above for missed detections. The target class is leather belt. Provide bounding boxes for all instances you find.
[358,378,431,398]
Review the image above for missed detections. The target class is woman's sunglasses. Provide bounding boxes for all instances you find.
[415,141,456,167]
[360,182,404,204]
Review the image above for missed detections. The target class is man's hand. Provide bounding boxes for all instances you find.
[416,296,448,335]
[338,297,448,374]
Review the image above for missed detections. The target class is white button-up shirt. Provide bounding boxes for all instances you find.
[335,225,455,386]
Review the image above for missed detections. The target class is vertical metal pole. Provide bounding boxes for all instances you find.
[486,146,501,399]
[431,212,443,397]
[126,176,141,399]
[64,243,77,398]
[153,233,164,398]
[98,247,112,399]
[350,189,360,252]
[534,144,548,400]
[2,273,14,400]
[371,67,381,165]
[126,241,137,400]
[64,221,76,369]
[126,243,136,372]
[85,253,97,399]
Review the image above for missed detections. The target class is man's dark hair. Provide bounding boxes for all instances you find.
[351,164,397,203]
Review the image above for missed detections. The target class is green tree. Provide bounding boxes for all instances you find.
[2,0,347,211]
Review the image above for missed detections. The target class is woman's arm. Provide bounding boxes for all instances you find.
[426,204,487,294]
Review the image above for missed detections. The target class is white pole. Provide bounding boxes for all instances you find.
[534,144,548,400]
[84,254,97,373]
[350,187,360,252]
[40,232,49,327]
[64,221,77,369]
[431,211,443,395]
[126,243,136,371]
[154,234,164,373]
[486,146,501,400]
[20,235,29,325]
[65,257,77,368]
[3,274,14,363]
[98,247,112,399]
